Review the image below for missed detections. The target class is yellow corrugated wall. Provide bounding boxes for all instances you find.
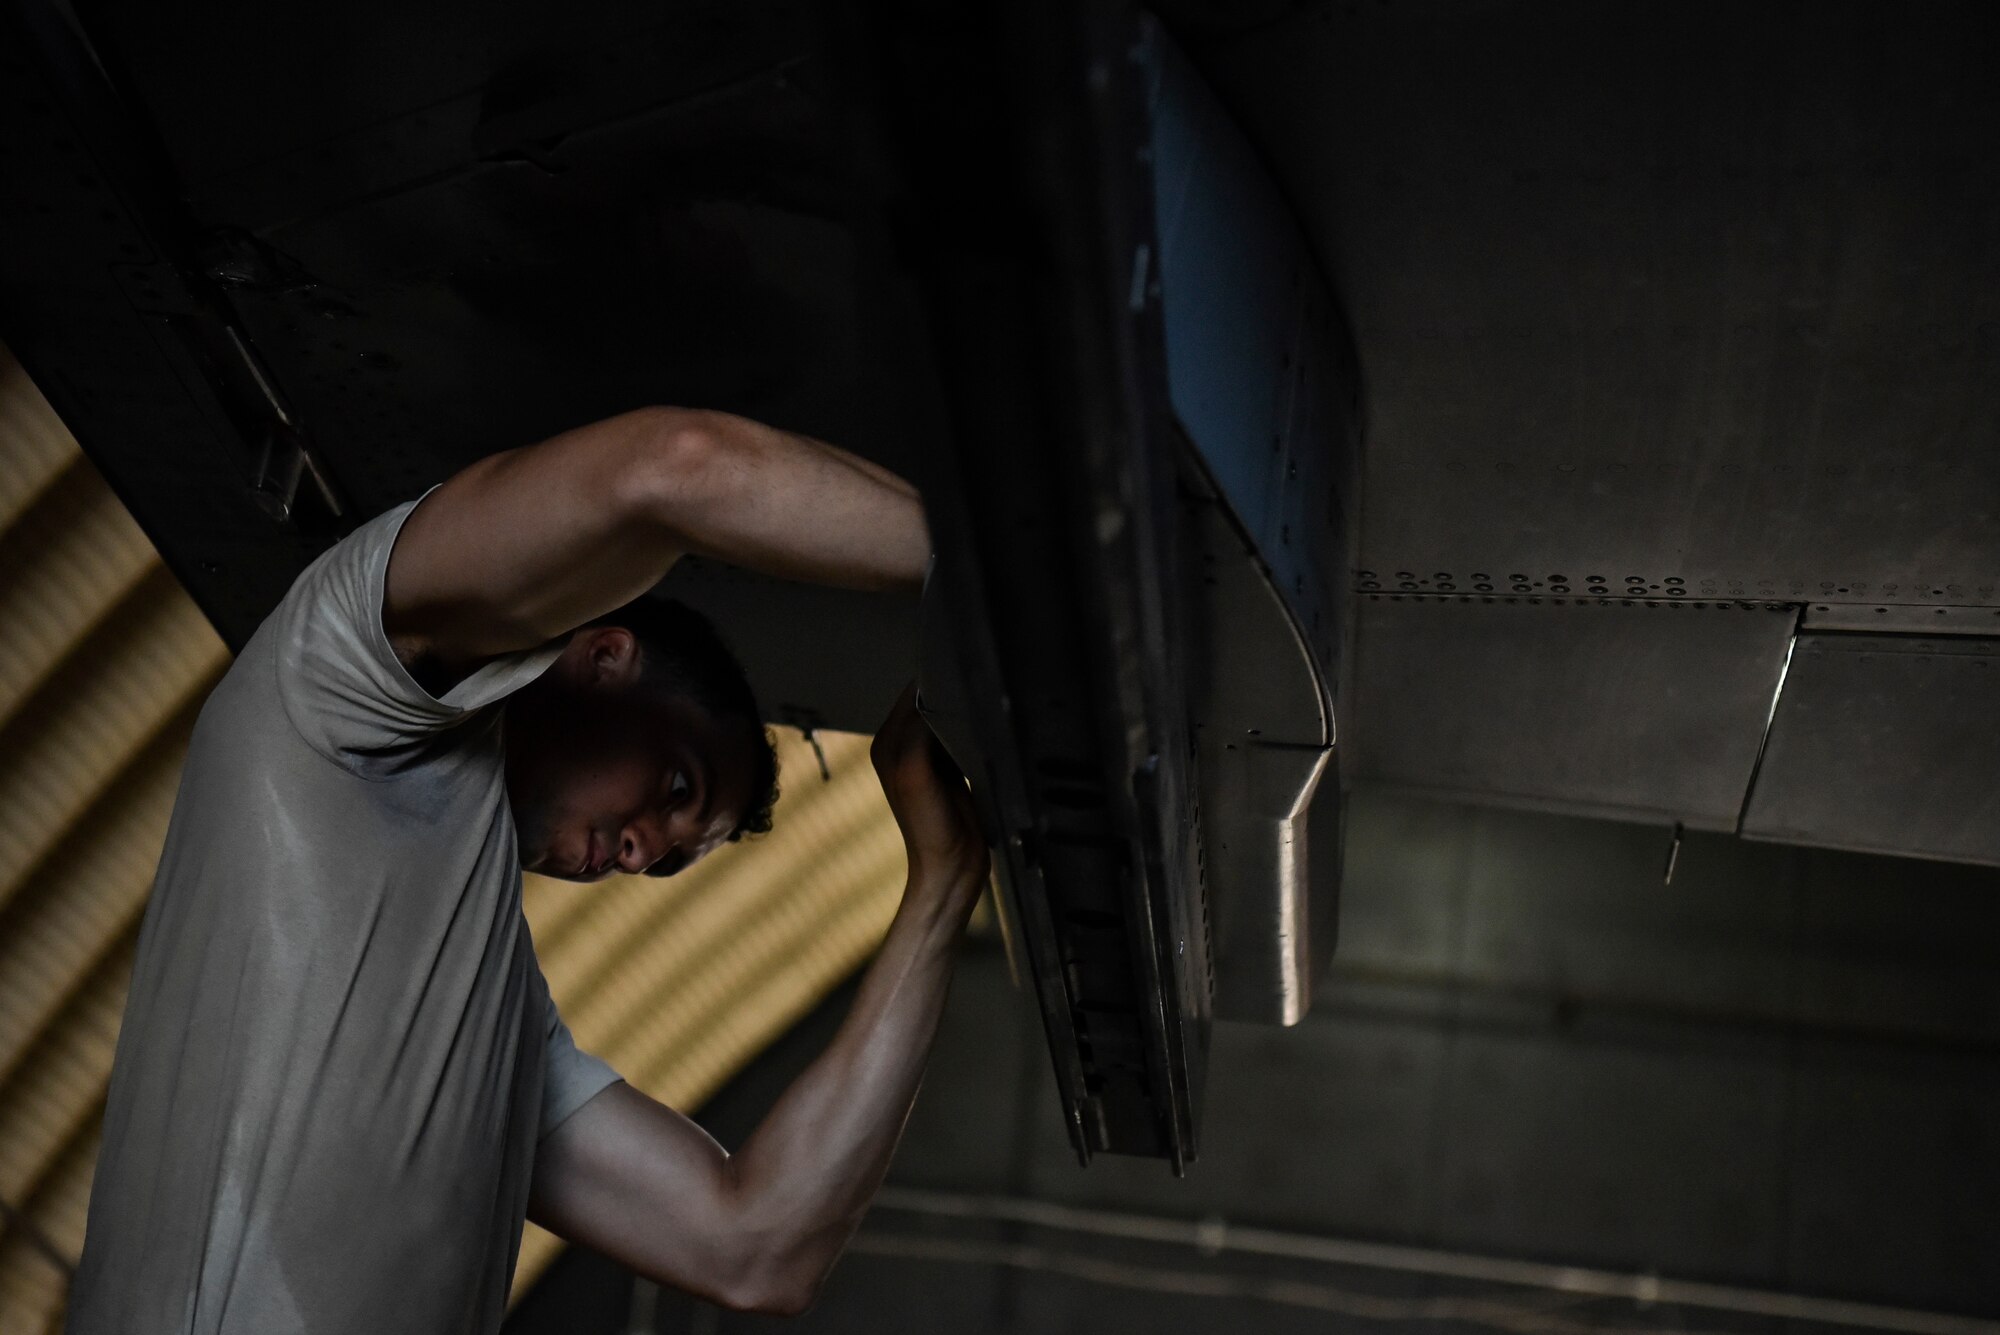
[0,346,906,1328]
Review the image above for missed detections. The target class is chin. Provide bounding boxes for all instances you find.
[510,805,557,874]
[519,835,572,880]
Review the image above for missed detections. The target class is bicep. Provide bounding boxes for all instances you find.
[383,408,700,666]
[527,1081,748,1302]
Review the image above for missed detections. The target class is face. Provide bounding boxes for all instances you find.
[504,627,758,883]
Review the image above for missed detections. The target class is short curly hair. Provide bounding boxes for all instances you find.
[583,595,779,842]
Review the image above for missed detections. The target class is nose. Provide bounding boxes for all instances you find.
[617,814,671,875]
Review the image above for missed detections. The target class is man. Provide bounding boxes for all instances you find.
[68,406,990,1332]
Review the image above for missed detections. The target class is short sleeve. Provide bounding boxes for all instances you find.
[538,977,622,1142]
[272,488,566,770]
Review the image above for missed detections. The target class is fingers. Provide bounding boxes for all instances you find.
[925,732,967,788]
[870,684,914,765]
[871,682,931,776]
[873,681,982,840]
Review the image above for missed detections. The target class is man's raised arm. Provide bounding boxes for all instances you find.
[525,687,990,1314]
[383,408,930,673]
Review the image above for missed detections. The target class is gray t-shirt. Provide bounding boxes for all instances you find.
[69,496,621,1335]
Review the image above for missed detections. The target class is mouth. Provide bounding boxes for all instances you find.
[577,831,612,880]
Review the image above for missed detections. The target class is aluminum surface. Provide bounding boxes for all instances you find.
[1348,595,1799,828]
[1742,634,2000,866]
[1801,602,2000,637]
[1182,492,1333,1024]
[888,1,1212,1166]
[1147,21,1355,1025]
[1148,24,1355,687]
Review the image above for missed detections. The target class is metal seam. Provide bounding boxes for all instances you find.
[1735,604,1803,835]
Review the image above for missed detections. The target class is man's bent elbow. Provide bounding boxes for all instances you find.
[711,1223,834,1318]
[617,406,742,531]
[715,1264,823,1318]
[741,1283,821,1319]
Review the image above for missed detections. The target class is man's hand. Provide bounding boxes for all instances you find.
[872,685,988,914]
[528,695,990,1315]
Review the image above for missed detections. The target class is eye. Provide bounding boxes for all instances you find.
[668,770,690,803]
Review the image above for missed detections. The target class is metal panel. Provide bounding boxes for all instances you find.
[1145,22,1357,1025]
[1802,601,2000,636]
[1179,483,1341,1022]
[895,1,1210,1168]
[1349,595,1798,828]
[1190,1,2000,607]
[1148,22,1356,682]
[1742,634,2000,866]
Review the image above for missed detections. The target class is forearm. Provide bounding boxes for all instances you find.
[524,875,974,1313]
[639,410,930,594]
[721,868,979,1301]
[526,693,984,1315]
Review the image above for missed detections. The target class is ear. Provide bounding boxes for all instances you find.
[570,624,646,688]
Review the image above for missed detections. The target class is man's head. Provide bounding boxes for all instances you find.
[503,597,779,882]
